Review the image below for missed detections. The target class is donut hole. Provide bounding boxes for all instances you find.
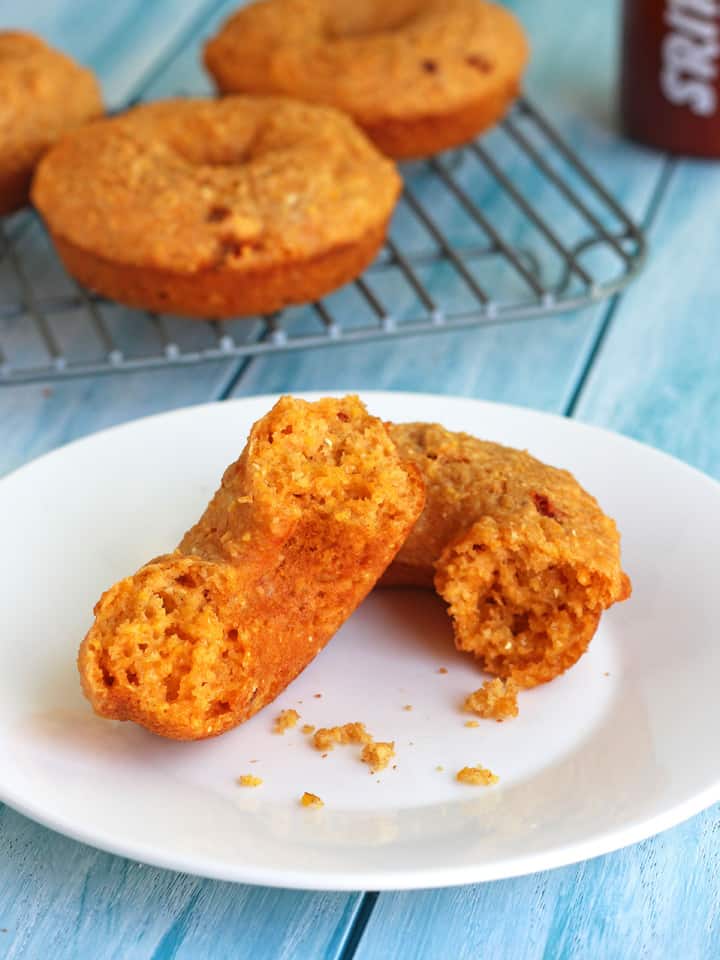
[326,0,420,39]
[162,124,260,169]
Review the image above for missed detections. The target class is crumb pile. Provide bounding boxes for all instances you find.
[300,792,324,808]
[238,774,263,787]
[361,741,395,772]
[274,708,300,733]
[311,721,395,772]
[456,765,499,786]
[464,678,519,721]
[312,721,372,751]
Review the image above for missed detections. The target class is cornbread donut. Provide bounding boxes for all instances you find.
[384,423,631,687]
[0,31,102,215]
[32,98,401,317]
[78,396,424,740]
[204,0,529,160]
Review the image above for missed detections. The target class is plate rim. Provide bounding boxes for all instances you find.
[3,777,720,891]
[3,388,720,504]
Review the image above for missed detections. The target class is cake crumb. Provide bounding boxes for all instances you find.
[464,720,480,728]
[301,723,316,735]
[464,678,519,721]
[237,774,263,787]
[360,740,395,772]
[436,765,444,772]
[312,722,371,751]
[300,791,324,808]
[274,708,300,733]
[402,704,413,711]
[313,693,323,699]
[437,667,448,674]
[456,765,499,786]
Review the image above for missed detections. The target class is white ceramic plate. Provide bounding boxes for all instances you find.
[2,391,719,891]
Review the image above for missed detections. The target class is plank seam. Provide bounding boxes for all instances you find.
[564,156,677,419]
[217,358,255,401]
[149,886,203,960]
[335,891,380,960]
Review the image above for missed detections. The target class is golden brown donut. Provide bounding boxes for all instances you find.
[204,0,529,160]
[0,31,102,215]
[78,396,424,740]
[384,422,631,687]
[32,97,401,317]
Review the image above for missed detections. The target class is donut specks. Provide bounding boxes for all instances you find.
[206,204,232,223]
[466,53,494,73]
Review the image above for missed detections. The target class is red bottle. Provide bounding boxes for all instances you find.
[621,0,720,156]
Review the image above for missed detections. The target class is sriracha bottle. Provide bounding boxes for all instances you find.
[621,0,720,155]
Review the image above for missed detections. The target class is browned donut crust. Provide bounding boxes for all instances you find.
[204,0,529,160]
[0,32,102,215]
[32,97,401,317]
[384,422,631,687]
[79,396,425,740]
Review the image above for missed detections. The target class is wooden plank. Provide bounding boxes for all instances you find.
[0,366,234,476]
[353,814,718,960]
[0,806,360,960]
[573,159,720,476]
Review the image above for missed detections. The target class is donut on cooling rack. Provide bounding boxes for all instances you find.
[31,97,401,317]
[383,422,631,688]
[0,31,103,216]
[203,0,529,160]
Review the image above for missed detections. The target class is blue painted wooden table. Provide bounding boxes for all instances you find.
[1,1,719,957]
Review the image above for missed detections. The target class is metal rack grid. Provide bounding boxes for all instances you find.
[0,96,646,385]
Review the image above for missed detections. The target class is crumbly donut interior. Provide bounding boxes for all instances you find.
[326,0,420,39]
[436,531,616,686]
[90,560,245,726]
[251,400,411,527]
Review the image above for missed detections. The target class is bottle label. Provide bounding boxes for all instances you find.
[661,0,720,115]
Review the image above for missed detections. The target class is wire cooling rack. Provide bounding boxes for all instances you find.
[0,96,645,385]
